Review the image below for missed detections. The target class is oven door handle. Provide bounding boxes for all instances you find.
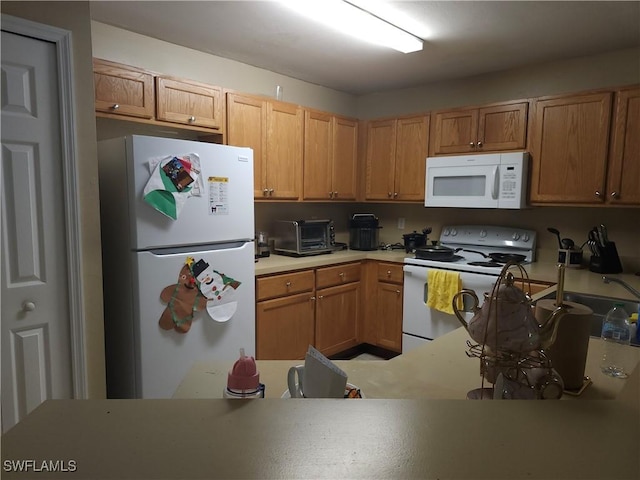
[491,165,500,200]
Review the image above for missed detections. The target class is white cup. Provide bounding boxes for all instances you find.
[286,354,347,398]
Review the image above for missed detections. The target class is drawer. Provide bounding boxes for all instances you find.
[315,262,361,289]
[256,270,315,301]
[377,262,403,284]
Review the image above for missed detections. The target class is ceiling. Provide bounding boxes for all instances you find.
[90,1,640,95]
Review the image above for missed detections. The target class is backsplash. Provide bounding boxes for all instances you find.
[256,202,640,272]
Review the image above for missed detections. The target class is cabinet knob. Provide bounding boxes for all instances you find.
[263,188,269,196]
[318,295,324,300]
[310,296,316,301]
[388,192,392,198]
[333,191,338,198]
[469,142,475,148]
[329,192,333,198]
[339,272,345,278]
[396,290,401,295]
[477,141,483,148]
[595,190,603,198]
[111,104,120,110]
[268,188,274,195]
[393,192,398,198]
[188,116,196,123]
[22,301,36,312]
[387,270,392,277]
[610,191,620,199]
[285,281,291,287]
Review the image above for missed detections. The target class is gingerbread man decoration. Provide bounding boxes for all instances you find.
[158,259,207,333]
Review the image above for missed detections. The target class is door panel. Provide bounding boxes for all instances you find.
[1,31,72,430]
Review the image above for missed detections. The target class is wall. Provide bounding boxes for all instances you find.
[1,1,105,398]
[356,47,640,118]
[90,21,357,117]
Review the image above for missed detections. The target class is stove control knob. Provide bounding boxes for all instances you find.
[443,228,451,236]
[512,232,521,241]
[450,228,458,236]
[479,229,487,238]
[522,233,530,242]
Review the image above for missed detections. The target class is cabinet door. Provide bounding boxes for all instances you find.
[266,100,303,200]
[365,119,396,200]
[477,102,528,152]
[303,110,333,200]
[227,93,267,198]
[375,283,403,352]
[315,283,359,357]
[607,87,640,205]
[430,109,478,155]
[394,115,429,201]
[93,59,154,119]
[256,292,315,360]
[156,77,223,129]
[529,92,612,203]
[332,116,358,200]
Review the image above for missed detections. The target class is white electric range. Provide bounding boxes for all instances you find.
[402,225,537,353]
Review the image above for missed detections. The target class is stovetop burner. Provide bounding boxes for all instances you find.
[467,261,503,268]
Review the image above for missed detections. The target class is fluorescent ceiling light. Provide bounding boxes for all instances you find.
[279,0,424,54]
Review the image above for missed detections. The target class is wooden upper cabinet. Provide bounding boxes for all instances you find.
[303,111,357,201]
[156,76,223,130]
[365,119,396,200]
[93,58,154,119]
[606,86,640,205]
[226,93,267,198]
[331,116,358,200]
[394,115,430,201]
[303,110,333,200]
[529,92,613,204]
[265,100,303,200]
[430,102,527,155]
[366,114,429,201]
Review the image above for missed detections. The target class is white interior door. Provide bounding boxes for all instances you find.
[1,30,73,430]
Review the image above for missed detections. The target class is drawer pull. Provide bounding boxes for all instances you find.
[285,281,291,287]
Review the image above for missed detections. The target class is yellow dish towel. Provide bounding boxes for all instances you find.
[426,269,462,315]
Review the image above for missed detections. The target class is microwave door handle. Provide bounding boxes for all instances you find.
[491,165,500,200]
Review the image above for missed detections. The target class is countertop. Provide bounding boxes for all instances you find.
[255,250,640,301]
[3,330,639,479]
[174,327,640,401]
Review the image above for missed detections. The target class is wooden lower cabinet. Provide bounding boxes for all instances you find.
[256,292,315,360]
[315,282,360,357]
[375,282,403,352]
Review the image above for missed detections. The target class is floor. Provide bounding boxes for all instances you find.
[351,353,386,361]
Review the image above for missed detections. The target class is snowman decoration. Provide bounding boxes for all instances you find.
[192,259,241,322]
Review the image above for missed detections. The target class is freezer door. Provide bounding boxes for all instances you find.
[130,241,255,398]
[128,135,254,249]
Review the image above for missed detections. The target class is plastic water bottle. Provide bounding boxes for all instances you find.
[600,303,631,378]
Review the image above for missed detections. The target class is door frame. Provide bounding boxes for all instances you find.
[2,14,87,398]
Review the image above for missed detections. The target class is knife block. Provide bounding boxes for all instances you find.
[588,241,623,274]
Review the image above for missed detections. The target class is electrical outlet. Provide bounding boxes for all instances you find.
[397,217,405,229]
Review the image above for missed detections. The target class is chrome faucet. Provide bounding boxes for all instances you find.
[602,276,640,300]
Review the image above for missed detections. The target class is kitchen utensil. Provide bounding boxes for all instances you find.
[452,270,567,352]
[561,238,574,250]
[402,228,431,253]
[349,214,381,251]
[547,228,562,249]
[414,246,526,263]
[597,224,609,244]
[286,347,347,398]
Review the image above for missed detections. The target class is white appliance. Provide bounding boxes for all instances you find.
[425,152,529,209]
[402,225,537,353]
[98,135,255,398]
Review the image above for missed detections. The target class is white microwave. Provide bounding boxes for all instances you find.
[425,151,529,209]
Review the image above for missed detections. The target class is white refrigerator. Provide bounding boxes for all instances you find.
[98,135,255,398]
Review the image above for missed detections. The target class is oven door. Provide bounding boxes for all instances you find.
[402,264,498,353]
[425,155,501,208]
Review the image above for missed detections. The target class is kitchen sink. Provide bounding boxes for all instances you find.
[536,291,639,341]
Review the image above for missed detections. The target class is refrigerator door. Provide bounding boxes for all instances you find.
[130,241,255,398]
[127,135,254,249]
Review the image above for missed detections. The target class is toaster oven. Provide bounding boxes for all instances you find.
[273,220,335,256]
